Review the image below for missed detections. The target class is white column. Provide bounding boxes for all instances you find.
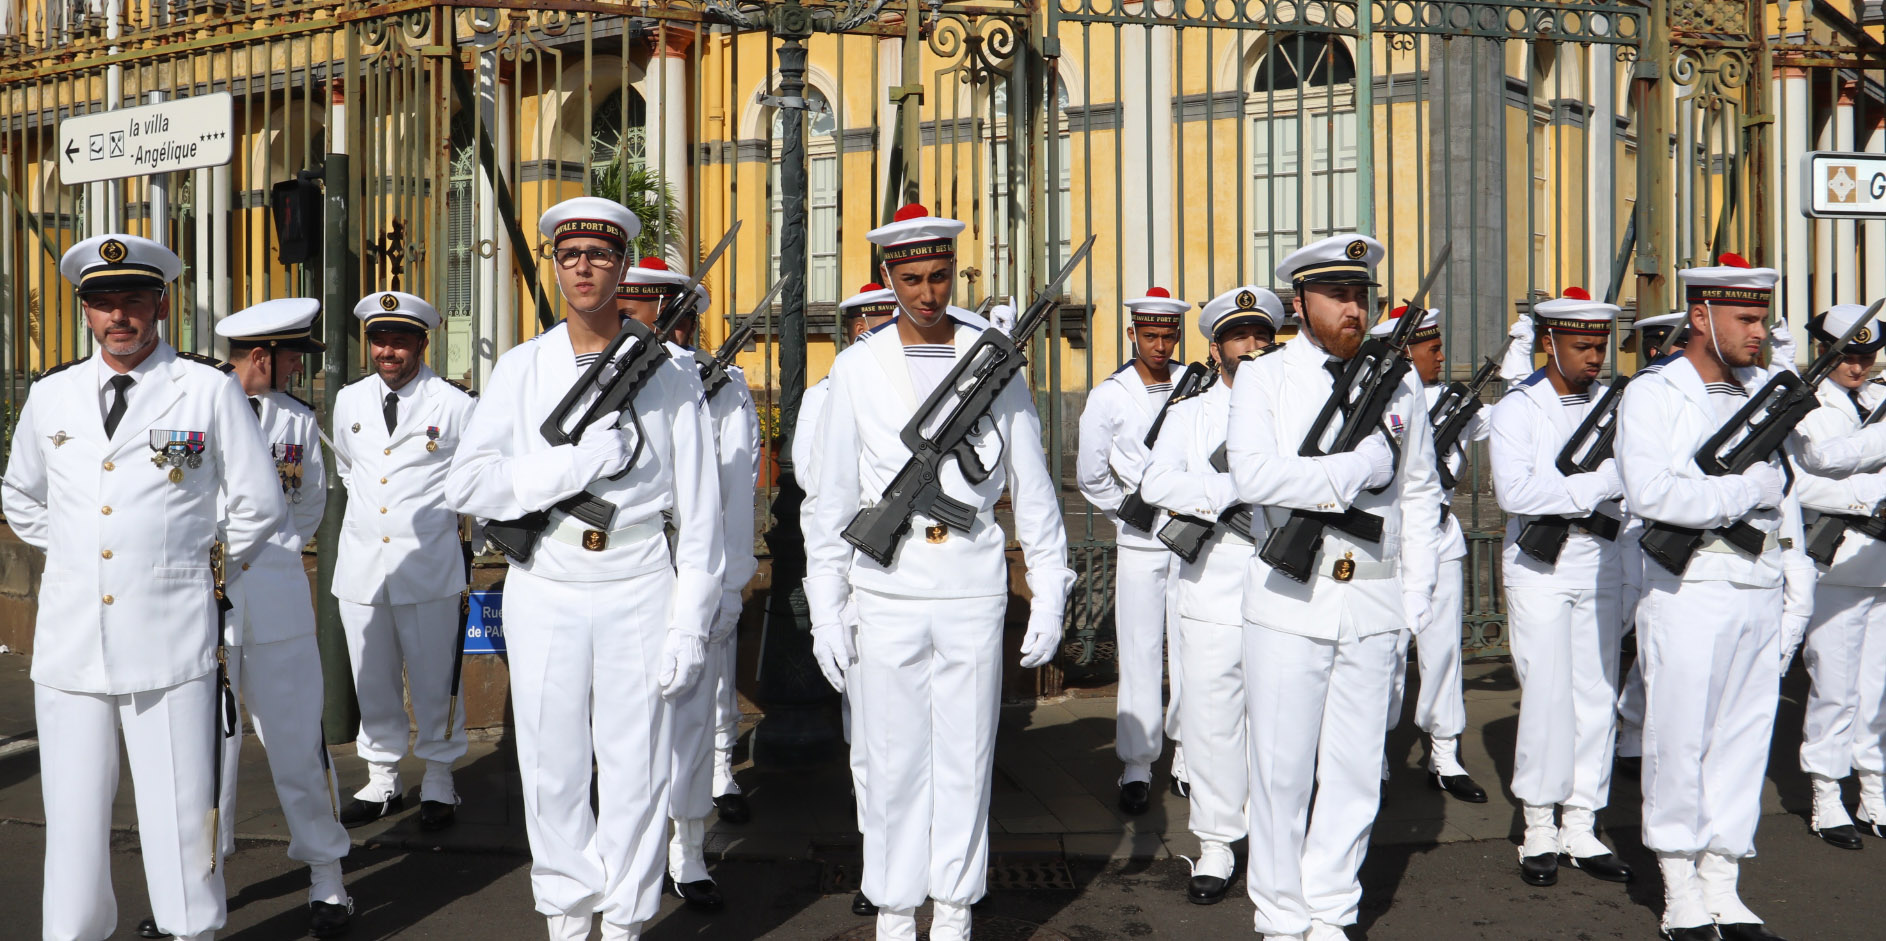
[1815,82,1836,313]
[1782,69,1812,325]
[1867,119,1886,301]
[1836,82,1857,305]
[1587,40,1616,297]
[475,52,514,375]
[877,29,902,209]
[644,26,691,260]
[1118,2,1175,290]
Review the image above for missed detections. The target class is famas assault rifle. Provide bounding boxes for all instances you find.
[842,235,1096,566]
[1639,298,1881,575]
[485,222,740,562]
[697,277,788,398]
[1428,336,1513,491]
[1804,385,1886,564]
[1513,374,1630,565]
[1116,362,1214,533]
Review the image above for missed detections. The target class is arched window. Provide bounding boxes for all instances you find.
[591,87,649,167]
[768,87,839,304]
[1248,36,1358,279]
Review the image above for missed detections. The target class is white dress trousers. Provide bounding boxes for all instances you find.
[216,636,348,870]
[1801,586,1886,779]
[1505,585,1622,809]
[337,596,467,796]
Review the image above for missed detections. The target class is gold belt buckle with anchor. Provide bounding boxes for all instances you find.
[582,529,608,551]
[1331,551,1356,582]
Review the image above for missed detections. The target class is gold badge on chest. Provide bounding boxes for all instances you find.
[925,524,949,544]
[1332,551,1356,582]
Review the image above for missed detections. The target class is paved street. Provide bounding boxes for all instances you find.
[4,650,1886,939]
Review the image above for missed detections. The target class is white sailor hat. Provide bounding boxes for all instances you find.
[352,290,438,334]
[1274,234,1384,287]
[1631,310,1687,333]
[1809,303,1886,354]
[840,283,898,319]
[538,196,641,252]
[687,283,711,318]
[616,256,690,302]
[1123,287,1190,329]
[216,298,325,353]
[867,203,965,266]
[1532,287,1618,336]
[1198,285,1284,341]
[1367,305,1442,343]
[1623,309,1687,354]
[61,234,182,295]
[1680,252,1779,308]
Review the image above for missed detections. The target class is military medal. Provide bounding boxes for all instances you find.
[150,430,207,484]
[48,431,68,448]
[426,425,441,452]
[275,443,306,502]
[352,423,361,433]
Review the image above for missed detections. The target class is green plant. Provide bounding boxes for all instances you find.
[757,400,784,444]
[591,129,684,261]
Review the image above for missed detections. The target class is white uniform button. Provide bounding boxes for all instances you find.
[102,595,114,605]
[101,506,112,515]
[101,550,113,560]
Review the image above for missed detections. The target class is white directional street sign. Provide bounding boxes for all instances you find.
[1804,151,1886,220]
[58,93,234,186]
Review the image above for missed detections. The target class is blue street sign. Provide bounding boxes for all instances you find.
[464,589,505,654]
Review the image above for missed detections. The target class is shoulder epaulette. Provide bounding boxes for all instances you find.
[1251,343,1284,358]
[1870,377,1885,386]
[175,350,230,372]
[35,358,84,380]
[442,377,479,399]
[284,391,314,410]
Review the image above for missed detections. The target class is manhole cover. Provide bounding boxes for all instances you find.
[826,914,1069,941]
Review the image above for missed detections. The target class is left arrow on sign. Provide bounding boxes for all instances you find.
[64,139,78,163]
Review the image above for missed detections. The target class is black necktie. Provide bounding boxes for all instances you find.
[383,392,399,434]
[103,375,134,438]
[249,397,262,420]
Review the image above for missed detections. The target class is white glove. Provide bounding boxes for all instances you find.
[1509,314,1536,342]
[708,590,743,644]
[1780,612,1809,669]
[572,411,631,482]
[1402,592,1435,636]
[658,631,706,700]
[1742,462,1785,510]
[810,622,855,693]
[1592,459,1626,502]
[1355,433,1396,491]
[1769,315,1798,371]
[1111,440,1150,486]
[1018,605,1063,669]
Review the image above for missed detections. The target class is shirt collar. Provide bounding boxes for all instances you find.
[95,342,169,392]
[374,367,427,401]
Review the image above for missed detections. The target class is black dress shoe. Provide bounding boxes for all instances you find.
[1187,874,1230,904]
[339,795,403,829]
[1429,771,1489,804]
[851,891,878,916]
[137,917,172,939]
[1716,924,1784,941]
[1118,781,1151,815]
[666,875,724,911]
[1659,927,1721,941]
[714,793,751,824]
[1561,852,1634,883]
[418,799,456,832]
[1520,852,1558,886]
[1615,756,1643,779]
[309,900,352,939]
[1810,821,1864,850]
[1859,816,1886,838]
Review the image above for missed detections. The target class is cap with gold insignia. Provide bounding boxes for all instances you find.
[686,283,711,318]
[1531,287,1618,336]
[1681,252,1779,309]
[1808,303,1886,355]
[1199,285,1284,341]
[616,256,690,302]
[61,234,183,295]
[216,298,326,353]
[1367,304,1442,342]
[1123,287,1190,330]
[1274,234,1384,287]
[867,204,966,266]
[840,283,898,320]
[352,290,438,334]
[1623,309,1688,355]
[538,196,641,253]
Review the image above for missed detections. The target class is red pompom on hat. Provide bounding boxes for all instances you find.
[1717,252,1751,268]
[1145,287,1171,298]
[860,282,885,293]
[1560,286,1591,300]
[637,256,669,270]
[893,203,929,222]
[1389,304,1410,319]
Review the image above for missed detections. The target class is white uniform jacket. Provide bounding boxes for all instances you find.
[1615,354,1806,588]
[1140,381,1251,626]
[803,318,1073,624]
[1487,370,1627,589]
[3,344,285,694]
[794,378,830,535]
[223,389,327,645]
[331,366,478,605]
[702,361,760,593]
[1794,380,1886,587]
[443,322,723,640]
[1224,335,1444,638]
[1429,385,1486,566]
[1076,362,1175,549]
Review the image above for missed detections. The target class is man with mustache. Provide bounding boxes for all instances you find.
[329,291,480,831]
[1224,234,1443,941]
[1616,254,1815,941]
[445,197,720,941]
[802,204,1072,941]
[1077,286,1193,812]
[1487,289,1634,889]
[4,234,285,941]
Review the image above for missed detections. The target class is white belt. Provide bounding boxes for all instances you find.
[1316,550,1397,582]
[544,513,666,552]
[1698,530,1780,555]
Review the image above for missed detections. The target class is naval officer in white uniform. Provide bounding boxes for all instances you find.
[803,203,1073,941]
[4,234,285,941]
[1226,235,1444,941]
[445,196,721,941]
[208,299,353,937]
[330,290,479,831]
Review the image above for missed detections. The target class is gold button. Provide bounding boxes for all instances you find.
[102,594,114,605]
[382,536,390,543]
[101,550,112,559]
[384,448,392,455]
[102,461,114,471]
[240,563,250,571]
[101,506,111,515]
[380,477,388,485]
[380,507,388,514]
